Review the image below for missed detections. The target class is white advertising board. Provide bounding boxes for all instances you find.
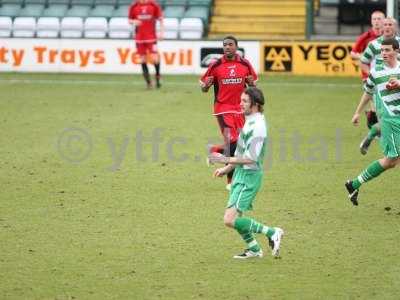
[0,39,260,74]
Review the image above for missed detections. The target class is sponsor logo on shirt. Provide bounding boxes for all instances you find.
[222,78,243,84]
[138,14,153,20]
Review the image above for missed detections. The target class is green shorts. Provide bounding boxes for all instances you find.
[227,167,263,212]
[380,119,400,158]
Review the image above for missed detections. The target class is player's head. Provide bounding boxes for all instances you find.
[370,11,385,32]
[381,37,399,63]
[382,17,397,38]
[241,87,265,115]
[223,36,238,59]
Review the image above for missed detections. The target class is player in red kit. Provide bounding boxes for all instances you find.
[200,36,258,190]
[351,10,384,79]
[128,0,164,89]
[351,10,384,130]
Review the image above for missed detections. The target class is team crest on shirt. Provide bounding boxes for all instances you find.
[139,6,152,19]
[222,65,241,84]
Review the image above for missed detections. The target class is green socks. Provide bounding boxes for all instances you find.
[352,160,385,189]
[234,217,276,252]
[234,216,275,240]
[238,232,261,252]
[367,124,380,142]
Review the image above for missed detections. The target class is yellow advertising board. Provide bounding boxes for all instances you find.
[261,41,360,77]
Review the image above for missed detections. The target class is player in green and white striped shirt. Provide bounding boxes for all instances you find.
[346,38,400,205]
[208,87,284,259]
[359,18,399,154]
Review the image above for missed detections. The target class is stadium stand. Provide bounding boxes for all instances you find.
[36,16,60,37]
[0,16,12,36]
[0,0,210,38]
[60,16,83,37]
[0,0,22,19]
[84,16,107,38]
[19,0,45,18]
[209,0,306,40]
[163,5,185,18]
[160,17,179,38]
[66,0,93,18]
[337,0,385,34]
[179,17,203,39]
[108,16,132,38]
[112,5,129,17]
[13,16,36,37]
[42,4,68,18]
[90,0,116,18]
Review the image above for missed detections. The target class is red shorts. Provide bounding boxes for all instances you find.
[136,42,158,56]
[216,113,245,144]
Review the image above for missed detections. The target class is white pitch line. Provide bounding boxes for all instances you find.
[0,78,360,88]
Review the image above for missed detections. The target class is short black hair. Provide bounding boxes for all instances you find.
[382,37,400,50]
[244,87,265,112]
[223,35,238,46]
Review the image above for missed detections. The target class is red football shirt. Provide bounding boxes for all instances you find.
[128,0,162,43]
[352,28,380,80]
[200,54,258,115]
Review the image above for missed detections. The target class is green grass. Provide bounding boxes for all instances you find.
[1,73,400,300]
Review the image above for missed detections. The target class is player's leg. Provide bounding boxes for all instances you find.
[346,121,400,205]
[220,114,243,189]
[137,42,152,88]
[224,207,262,258]
[366,108,378,129]
[150,43,161,88]
[360,94,380,154]
[360,122,381,155]
[226,169,284,257]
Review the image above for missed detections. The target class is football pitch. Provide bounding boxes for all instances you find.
[1,73,400,299]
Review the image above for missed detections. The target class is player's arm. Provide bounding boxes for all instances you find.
[351,33,366,60]
[352,74,375,125]
[210,127,265,165]
[200,76,214,92]
[352,92,372,125]
[213,164,235,177]
[128,6,141,26]
[360,61,370,75]
[210,153,257,178]
[210,154,255,165]
[211,156,254,178]
[350,51,361,60]
[359,43,374,76]
[156,4,164,40]
[245,60,258,86]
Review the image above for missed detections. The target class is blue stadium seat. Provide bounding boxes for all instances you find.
[42,4,68,17]
[90,5,115,18]
[164,5,185,18]
[112,4,128,17]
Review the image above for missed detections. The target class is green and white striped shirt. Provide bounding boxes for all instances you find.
[360,36,400,67]
[365,62,400,120]
[235,112,267,171]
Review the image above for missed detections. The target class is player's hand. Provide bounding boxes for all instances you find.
[213,168,226,177]
[157,32,164,41]
[204,76,214,87]
[351,113,360,126]
[245,75,255,86]
[131,19,142,26]
[201,76,214,91]
[386,79,400,90]
[208,152,229,164]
